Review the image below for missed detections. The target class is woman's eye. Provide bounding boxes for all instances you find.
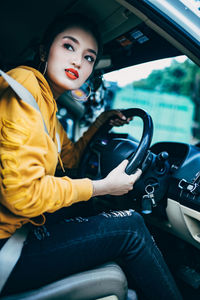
[85,55,95,63]
[63,43,74,51]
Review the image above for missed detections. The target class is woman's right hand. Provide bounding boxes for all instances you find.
[92,160,142,197]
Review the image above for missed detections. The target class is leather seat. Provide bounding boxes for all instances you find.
[0,263,137,300]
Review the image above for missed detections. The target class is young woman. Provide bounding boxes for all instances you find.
[0,14,182,299]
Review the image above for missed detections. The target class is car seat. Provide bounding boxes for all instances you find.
[0,262,137,300]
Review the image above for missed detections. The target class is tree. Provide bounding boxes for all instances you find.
[133,59,200,99]
[133,58,200,139]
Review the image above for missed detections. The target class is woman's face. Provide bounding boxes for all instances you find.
[46,26,98,99]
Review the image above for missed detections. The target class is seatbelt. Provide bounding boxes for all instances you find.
[0,69,48,134]
[0,227,29,293]
[0,69,50,293]
[0,69,61,151]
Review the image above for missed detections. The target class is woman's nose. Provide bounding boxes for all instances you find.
[71,55,82,69]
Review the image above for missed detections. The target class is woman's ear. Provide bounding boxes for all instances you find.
[39,45,47,62]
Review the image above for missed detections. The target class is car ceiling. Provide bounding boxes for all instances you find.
[0,0,182,72]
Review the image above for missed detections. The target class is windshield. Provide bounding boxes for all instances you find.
[144,0,200,44]
[104,55,200,145]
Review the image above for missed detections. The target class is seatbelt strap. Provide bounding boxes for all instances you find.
[0,69,48,134]
[0,227,29,293]
[0,69,50,293]
[0,69,61,152]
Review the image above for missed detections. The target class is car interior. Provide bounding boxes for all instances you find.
[0,0,200,299]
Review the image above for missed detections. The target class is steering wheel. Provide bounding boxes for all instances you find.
[78,108,153,178]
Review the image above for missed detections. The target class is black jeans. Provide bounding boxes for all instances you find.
[2,204,182,299]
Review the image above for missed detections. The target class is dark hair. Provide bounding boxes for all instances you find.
[36,13,102,69]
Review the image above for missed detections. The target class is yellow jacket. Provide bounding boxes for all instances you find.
[0,66,98,238]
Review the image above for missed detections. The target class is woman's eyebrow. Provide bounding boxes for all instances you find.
[63,35,97,56]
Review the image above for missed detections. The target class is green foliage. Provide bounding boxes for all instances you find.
[133,59,200,99]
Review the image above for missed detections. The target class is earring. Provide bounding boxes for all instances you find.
[42,61,48,76]
[38,60,48,76]
[69,82,91,102]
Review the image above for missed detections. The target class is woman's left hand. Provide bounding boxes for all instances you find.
[108,110,133,127]
[94,109,133,128]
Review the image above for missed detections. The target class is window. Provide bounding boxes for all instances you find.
[104,55,200,144]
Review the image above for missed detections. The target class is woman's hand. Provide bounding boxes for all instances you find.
[92,160,142,197]
[93,110,133,128]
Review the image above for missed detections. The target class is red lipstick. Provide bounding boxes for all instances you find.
[65,68,79,80]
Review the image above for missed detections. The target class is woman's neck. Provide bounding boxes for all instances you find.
[45,77,64,100]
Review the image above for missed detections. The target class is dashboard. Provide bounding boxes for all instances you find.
[80,133,200,249]
[151,142,200,212]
